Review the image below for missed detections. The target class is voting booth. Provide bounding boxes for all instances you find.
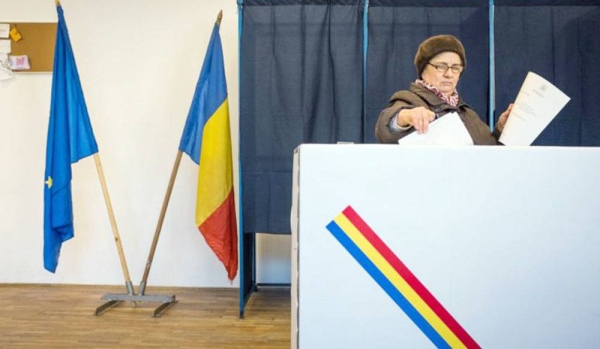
[291,144,600,349]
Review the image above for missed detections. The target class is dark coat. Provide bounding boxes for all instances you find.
[375,83,500,145]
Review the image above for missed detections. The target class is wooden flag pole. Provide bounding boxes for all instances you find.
[133,10,225,316]
[217,10,223,26]
[93,151,178,317]
[138,150,183,295]
[97,10,224,317]
[57,0,130,285]
[92,154,134,292]
[98,149,182,317]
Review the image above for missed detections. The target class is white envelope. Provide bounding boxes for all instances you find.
[398,112,474,146]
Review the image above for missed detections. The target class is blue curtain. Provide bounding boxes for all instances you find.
[494,0,600,145]
[367,0,490,143]
[240,0,364,234]
[240,0,600,235]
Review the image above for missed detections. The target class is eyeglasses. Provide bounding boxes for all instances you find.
[428,62,464,74]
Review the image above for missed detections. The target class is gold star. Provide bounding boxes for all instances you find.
[45,176,53,188]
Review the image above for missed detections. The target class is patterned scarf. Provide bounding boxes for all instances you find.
[416,79,460,107]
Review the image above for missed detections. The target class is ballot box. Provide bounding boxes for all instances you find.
[291,144,600,349]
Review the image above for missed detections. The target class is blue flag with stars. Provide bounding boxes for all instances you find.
[44,5,98,273]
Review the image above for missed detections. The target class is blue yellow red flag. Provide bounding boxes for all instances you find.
[43,5,98,273]
[179,22,238,281]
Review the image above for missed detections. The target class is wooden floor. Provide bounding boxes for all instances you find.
[0,284,290,349]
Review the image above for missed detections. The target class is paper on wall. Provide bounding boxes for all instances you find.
[0,24,9,39]
[499,72,570,146]
[0,53,14,81]
[9,55,30,70]
[398,112,474,146]
[0,39,11,54]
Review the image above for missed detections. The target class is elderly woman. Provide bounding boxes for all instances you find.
[375,34,511,144]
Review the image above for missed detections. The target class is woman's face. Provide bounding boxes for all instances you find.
[421,51,463,96]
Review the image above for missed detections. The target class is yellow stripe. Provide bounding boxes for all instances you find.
[334,214,466,349]
[195,100,234,226]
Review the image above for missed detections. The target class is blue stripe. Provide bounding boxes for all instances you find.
[326,220,451,349]
[178,24,228,164]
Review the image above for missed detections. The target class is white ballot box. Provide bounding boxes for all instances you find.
[291,144,600,349]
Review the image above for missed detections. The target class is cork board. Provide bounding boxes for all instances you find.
[9,23,57,72]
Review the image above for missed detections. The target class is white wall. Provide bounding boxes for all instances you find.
[0,0,291,288]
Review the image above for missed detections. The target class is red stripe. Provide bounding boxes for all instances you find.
[199,190,238,281]
[342,206,480,349]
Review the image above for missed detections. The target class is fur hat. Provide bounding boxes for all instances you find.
[414,35,466,77]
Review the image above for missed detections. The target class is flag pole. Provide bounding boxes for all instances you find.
[93,153,134,293]
[56,0,132,292]
[136,8,225,308]
[49,0,136,314]
[138,150,183,296]
[94,151,178,317]
[98,10,226,317]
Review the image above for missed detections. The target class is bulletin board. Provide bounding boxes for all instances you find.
[7,23,57,72]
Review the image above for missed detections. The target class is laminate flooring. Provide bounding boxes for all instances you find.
[0,284,290,348]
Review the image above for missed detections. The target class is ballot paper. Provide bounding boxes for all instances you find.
[499,72,570,146]
[398,112,473,146]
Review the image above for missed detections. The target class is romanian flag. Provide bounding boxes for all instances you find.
[44,5,99,273]
[326,206,480,349]
[179,22,238,281]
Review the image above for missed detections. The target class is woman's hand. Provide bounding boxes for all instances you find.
[497,103,513,133]
[397,107,436,134]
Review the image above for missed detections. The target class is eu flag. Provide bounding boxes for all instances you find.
[44,5,98,273]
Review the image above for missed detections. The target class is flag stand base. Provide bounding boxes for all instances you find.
[94,281,177,317]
